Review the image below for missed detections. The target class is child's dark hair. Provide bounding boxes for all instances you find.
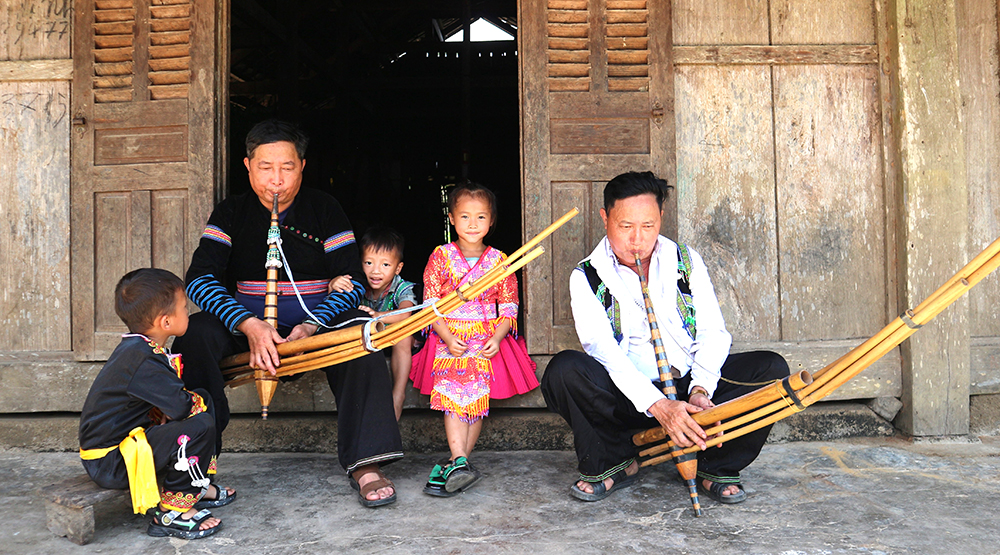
[114,268,185,333]
[359,226,405,260]
[448,180,498,233]
[245,119,309,160]
[603,171,673,212]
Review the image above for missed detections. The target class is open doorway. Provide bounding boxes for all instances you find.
[227,1,520,287]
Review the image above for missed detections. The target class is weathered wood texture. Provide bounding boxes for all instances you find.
[0,59,72,80]
[769,0,875,44]
[675,65,779,341]
[957,0,1000,338]
[523,0,675,354]
[42,474,127,546]
[71,0,217,360]
[0,0,71,60]
[0,0,72,353]
[893,0,970,435]
[774,64,885,341]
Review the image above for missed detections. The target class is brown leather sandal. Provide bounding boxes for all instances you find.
[350,467,397,508]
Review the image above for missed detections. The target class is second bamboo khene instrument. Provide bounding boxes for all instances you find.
[225,208,581,416]
[633,235,1000,475]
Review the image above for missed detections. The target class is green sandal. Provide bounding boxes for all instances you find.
[444,456,482,493]
[423,459,458,497]
[147,508,220,539]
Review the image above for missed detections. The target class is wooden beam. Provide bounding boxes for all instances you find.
[0,59,73,82]
[672,44,878,65]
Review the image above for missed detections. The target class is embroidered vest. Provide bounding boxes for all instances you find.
[577,243,697,342]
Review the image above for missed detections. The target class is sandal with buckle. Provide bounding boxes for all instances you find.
[147,508,221,539]
[193,484,237,509]
[444,456,482,494]
[423,458,459,497]
[350,467,397,508]
[699,480,747,504]
[570,468,638,502]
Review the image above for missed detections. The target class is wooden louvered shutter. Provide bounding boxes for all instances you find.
[71,0,219,359]
[521,0,675,354]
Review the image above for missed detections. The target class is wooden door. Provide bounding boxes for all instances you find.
[71,0,220,360]
[521,0,674,354]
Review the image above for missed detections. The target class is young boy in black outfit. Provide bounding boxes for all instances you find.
[78,268,236,539]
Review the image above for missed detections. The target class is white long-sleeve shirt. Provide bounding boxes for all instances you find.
[570,236,733,414]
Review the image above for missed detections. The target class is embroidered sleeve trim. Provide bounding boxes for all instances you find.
[323,230,356,253]
[202,225,232,247]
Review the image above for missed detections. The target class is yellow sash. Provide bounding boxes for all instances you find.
[79,427,160,514]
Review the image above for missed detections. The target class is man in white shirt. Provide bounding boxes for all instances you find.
[541,171,789,504]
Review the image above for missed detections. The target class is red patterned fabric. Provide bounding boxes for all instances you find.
[410,244,538,421]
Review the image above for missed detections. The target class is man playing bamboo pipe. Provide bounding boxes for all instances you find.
[541,171,790,504]
[173,119,401,507]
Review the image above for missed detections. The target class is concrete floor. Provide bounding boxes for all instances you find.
[6,437,1000,555]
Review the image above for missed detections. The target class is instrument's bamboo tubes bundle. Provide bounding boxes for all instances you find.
[256,193,282,419]
[225,209,581,411]
[633,236,1000,471]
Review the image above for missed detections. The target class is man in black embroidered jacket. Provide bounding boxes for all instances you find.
[173,119,401,507]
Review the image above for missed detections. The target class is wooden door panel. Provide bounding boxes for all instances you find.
[675,64,780,342]
[72,0,216,360]
[774,64,884,341]
[522,0,673,354]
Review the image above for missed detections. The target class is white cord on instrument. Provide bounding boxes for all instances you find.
[274,236,329,328]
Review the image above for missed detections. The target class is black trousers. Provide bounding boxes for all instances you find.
[82,389,217,511]
[172,309,403,472]
[541,350,790,482]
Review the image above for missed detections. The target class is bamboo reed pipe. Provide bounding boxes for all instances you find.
[244,249,546,382]
[635,238,1000,469]
[220,321,383,370]
[632,370,812,446]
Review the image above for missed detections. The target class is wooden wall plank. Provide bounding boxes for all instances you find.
[151,190,188,279]
[673,45,878,66]
[0,0,71,60]
[0,59,72,81]
[551,182,590,326]
[93,193,129,333]
[958,0,1000,338]
[675,65,780,342]
[0,81,71,351]
[672,0,768,45]
[774,64,885,341]
[770,0,876,45]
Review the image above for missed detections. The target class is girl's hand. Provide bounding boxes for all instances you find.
[328,275,353,294]
[446,337,468,357]
[358,305,377,316]
[481,336,502,359]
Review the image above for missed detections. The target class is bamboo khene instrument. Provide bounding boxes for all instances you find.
[634,253,702,516]
[224,208,581,415]
[256,193,283,419]
[632,235,1000,475]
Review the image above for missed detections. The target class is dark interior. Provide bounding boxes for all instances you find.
[228,0,520,287]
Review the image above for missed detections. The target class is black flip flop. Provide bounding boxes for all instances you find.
[570,468,638,502]
[699,480,747,504]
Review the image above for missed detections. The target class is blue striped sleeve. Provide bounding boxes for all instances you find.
[186,274,256,334]
[305,279,366,328]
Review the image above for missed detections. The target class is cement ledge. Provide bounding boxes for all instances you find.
[0,402,894,452]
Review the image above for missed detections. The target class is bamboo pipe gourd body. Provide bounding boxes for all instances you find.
[634,253,702,517]
[256,193,282,419]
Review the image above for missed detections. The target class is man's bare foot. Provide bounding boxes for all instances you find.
[353,464,395,502]
[575,460,639,495]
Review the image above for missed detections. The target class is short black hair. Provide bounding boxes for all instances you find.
[245,119,309,160]
[448,180,498,235]
[114,268,185,334]
[359,226,405,260]
[603,171,673,212]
